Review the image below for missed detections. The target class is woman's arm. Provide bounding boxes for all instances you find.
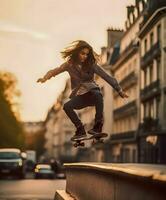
[93,64,128,98]
[37,62,68,83]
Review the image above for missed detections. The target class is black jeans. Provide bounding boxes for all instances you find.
[63,88,103,128]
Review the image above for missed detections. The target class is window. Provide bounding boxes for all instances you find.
[144,102,151,118]
[144,103,148,118]
[149,64,153,83]
[157,57,161,80]
[132,149,137,163]
[139,1,143,12]
[150,99,154,118]
[141,70,144,89]
[141,103,144,122]
[144,68,147,86]
[156,98,160,118]
[144,39,147,54]
[157,24,161,42]
[154,98,157,119]
[130,13,134,24]
[150,32,154,47]
[134,7,138,18]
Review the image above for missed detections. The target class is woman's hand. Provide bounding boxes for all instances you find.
[36,77,47,83]
[36,70,54,83]
[118,90,129,98]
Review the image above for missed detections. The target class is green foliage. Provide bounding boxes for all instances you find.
[0,71,25,149]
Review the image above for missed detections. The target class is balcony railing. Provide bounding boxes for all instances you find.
[111,131,135,141]
[141,80,161,101]
[119,71,137,90]
[113,100,137,120]
[138,117,160,136]
[141,41,160,69]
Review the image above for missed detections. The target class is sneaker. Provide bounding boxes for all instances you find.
[71,125,87,140]
[88,121,103,135]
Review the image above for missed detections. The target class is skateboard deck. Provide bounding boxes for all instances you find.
[71,132,108,148]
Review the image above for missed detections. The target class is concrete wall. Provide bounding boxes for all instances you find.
[55,163,166,200]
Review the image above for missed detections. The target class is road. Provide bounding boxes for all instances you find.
[0,173,66,200]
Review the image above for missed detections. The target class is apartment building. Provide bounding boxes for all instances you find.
[138,0,166,163]
[107,0,147,163]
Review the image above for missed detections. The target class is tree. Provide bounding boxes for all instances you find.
[0,71,24,148]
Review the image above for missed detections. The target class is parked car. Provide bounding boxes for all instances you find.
[0,148,26,179]
[34,164,55,179]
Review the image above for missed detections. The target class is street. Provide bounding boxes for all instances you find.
[0,173,66,200]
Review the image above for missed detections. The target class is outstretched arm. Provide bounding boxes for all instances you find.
[37,62,68,83]
[93,64,128,98]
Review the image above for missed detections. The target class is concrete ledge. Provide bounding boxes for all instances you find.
[64,162,166,200]
[54,190,75,200]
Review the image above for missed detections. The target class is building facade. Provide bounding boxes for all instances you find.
[107,0,166,164]
[107,1,146,163]
[138,0,166,163]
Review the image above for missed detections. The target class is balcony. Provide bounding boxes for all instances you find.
[119,71,137,90]
[141,41,160,69]
[141,80,161,101]
[138,117,160,137]
[113,100,137,120]
[110,131,135,143]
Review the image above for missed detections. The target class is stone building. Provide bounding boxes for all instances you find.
[106,0,166,164]
[137,0,166,163]
[107,0,146,163]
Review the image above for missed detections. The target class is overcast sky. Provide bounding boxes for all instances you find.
[0,0,134,122]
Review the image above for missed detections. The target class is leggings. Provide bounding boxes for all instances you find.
[63,88,103,128]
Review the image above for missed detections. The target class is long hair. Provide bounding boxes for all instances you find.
[60,40,100,68]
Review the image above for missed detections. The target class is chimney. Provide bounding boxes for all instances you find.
[107,28,123,48]
[127,5,135,18]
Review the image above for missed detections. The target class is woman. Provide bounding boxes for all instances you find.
[37,40,128,140]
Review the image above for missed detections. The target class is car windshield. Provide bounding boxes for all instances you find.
[0,152,20,159]
[39,168,52,172]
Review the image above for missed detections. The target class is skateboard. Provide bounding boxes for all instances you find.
[71,132,108,148]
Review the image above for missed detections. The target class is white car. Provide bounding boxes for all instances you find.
[34,164,55,179]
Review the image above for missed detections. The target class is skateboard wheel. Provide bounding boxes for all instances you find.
[80,142,85,146]
[74,143,77,147]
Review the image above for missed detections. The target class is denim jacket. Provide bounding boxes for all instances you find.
[51,61,122,98]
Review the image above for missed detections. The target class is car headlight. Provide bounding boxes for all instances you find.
[18,160,23,166]
[35,169,39,173]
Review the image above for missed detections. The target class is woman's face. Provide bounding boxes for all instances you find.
[78,48,90,63]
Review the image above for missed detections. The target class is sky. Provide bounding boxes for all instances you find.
[0,0,134,122]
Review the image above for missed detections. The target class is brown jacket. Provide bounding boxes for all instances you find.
[50,61,122,98]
